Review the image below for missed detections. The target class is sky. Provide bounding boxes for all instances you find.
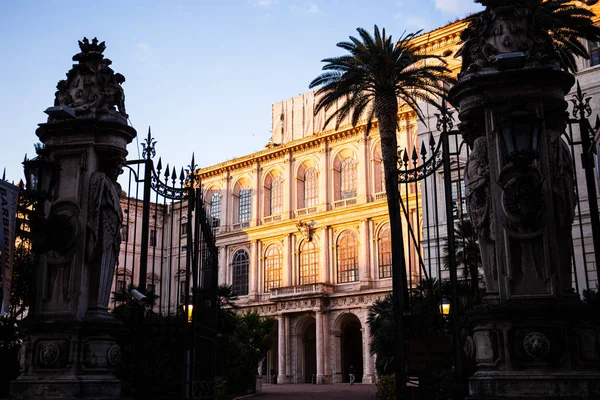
[0,0,482,183]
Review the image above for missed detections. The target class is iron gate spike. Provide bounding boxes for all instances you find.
[420,140,427,158]
[164,164,170,179]
[156,157,162,173]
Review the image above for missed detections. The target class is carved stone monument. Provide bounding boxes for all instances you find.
[451,2,600,399]
[11,38,136,400]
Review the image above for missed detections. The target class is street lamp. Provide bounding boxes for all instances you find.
[187,303,194,323]
[500,110,541,165]
[22,148,59,200]
[440,297,451,318]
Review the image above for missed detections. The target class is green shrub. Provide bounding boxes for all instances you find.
[376,374,395,400]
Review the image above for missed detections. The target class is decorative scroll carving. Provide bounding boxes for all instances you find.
[52,37,128,124]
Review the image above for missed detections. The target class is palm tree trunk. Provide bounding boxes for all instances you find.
[375,94,409,399]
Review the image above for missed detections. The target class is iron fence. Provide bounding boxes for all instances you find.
[395,84,600,398]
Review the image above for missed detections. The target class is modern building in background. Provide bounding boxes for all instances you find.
[113,4,600,385]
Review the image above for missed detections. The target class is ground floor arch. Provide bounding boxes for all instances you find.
[335,313,363,383]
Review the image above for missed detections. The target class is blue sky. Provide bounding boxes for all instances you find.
[0,0,482,182]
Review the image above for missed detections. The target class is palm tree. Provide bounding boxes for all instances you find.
[460,0,600,72]
[309,25,454,392]
[442,219,481,291]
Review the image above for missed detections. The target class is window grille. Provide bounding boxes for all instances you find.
[210,192,221,228]
[238,187,251,223]
[269,176,283,216]
[232,250,249,296]
[340,158,357,200]
[303,168,318,208]
[378,225,392,278]
[264,246,282,291]
[299,240,319,284]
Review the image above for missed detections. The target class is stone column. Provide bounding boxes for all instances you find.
[359,218,371,288]
[356,135,369,203]
[333,330,343,383]
[315,310,325,384]
[362,318,374,383]
[321,311,331,384]
[12,37,135,400]
[284,315,292,379]
[320,227,329,283]
[277,314,287,384]
[450,6,600,398]
[249,240,258,299]
[318,144,330,212]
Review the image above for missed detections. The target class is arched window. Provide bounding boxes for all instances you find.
[232,250,249,296]
[337,231,358,283]
[269,176,283,216]
[299,240,319,285]
[303,168,318,208]
[238,185,251,223]
[264,245,282,292]
[378,225,392,278]
[340,158,357,200]
[210,192,221,228]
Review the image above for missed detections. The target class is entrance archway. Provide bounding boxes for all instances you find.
[335,313,363,383]
[295,316,317,384]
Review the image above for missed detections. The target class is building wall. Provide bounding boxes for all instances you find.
[116,3,600,383]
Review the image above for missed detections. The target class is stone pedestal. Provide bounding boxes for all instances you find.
[451,64,600,400]
[452,64,600,399]
[11,38,136,400]
[467,303,600,399]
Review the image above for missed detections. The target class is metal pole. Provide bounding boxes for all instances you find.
[441,127,464,399]
[137,158,153,292]
[578,110,600,278]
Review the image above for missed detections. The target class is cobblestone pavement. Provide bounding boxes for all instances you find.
[257,383,376,399]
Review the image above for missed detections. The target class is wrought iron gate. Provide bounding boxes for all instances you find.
[114,129,218,400]
[395,86,600,398]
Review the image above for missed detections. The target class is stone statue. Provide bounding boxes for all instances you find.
[52,37,128,124]
[464,136,498,294]
[86,154,124,313]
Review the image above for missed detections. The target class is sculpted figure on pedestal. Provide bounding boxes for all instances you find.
[86,154,124,312]
[464,136,498,293]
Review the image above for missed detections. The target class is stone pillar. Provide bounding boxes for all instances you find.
[333,330,343,383]
[12,37,135,400]
[318,144,330,212]
[277,314,287,384]
[450,6,600,398]
[359,218,370,288]
[315,310,325,384]
[362,318,374,384]
[356,135,369,203]
[321,311,331,384]
[284,315,292,379]
[320,227,329,283]
[249,240,258,299]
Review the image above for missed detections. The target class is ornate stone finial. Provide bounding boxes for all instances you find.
[49,37,128,124]
[456,0,600,75]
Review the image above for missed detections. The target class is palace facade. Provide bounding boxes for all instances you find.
[114,3,600,385]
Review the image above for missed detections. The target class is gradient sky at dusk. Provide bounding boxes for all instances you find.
[0,0,482,182]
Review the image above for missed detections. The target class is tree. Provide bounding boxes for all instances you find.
[459,0,600,73]
[309,25,454,392]
[442,219,481,291]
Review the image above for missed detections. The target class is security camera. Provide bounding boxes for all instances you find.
[131,289,150,305]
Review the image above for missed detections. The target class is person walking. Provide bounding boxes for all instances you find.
[348,365,355,385]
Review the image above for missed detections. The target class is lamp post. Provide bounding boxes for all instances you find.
[440,297,450,319]
[500,110,541,166]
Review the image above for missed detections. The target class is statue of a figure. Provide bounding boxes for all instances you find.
[465,137,498,294]
[86,154,124,313]
[550,132,577,293]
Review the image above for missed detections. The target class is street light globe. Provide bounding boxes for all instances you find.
[440,297,451,316]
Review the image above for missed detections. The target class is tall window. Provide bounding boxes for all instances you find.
[591,41,600,66]
[337,231,358,283]
[303,168,318,208]
[269,176,283,216]
[150,229,156,247]
[232,250,249,296]
[378,225,392,278]
[121,225,129,243]
[210,192,221,228]
[238,185,251,223]
[178,276,187,305]
[340,158,357,199]
[181,222,188,237]
[451,180,467,219]
[264,245,282,292]
[299,240,319,285]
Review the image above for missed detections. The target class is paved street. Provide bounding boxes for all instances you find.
[257,383,376,399]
